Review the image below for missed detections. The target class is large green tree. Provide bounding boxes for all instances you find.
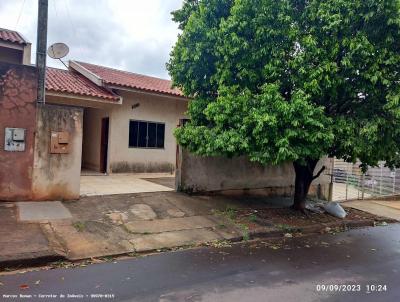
[168,0,400,210]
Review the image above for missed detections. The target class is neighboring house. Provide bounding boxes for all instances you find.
[45,61,188,174]
[0,28,31,65]
[0,29,37,200]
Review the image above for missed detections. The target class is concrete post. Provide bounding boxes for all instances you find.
[36,0,48,104]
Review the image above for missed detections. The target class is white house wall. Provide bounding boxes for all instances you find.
[108,90,188,173]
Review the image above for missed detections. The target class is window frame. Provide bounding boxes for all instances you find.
[128,119,166,149]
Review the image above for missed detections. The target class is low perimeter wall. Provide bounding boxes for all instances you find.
[176,147,331,200]
[32,104,83,200]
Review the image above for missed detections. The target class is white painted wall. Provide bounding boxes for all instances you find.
[108,90,188,173]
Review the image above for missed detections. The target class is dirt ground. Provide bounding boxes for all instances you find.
[222,206,394,232]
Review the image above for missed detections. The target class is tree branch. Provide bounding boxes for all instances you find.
[312,166,326,180]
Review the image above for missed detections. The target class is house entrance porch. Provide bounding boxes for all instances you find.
[80,173,175,196]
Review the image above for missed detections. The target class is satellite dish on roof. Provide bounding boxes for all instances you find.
[47,42,69,59]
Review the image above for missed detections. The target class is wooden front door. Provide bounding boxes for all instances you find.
[100,117,109,173]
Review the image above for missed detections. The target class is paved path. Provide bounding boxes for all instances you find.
[343,200,400,221]
[1,224,399,302]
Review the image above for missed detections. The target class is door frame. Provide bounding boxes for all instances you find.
[100,117,109,173]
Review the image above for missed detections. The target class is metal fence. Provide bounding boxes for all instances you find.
[329,158,400,202]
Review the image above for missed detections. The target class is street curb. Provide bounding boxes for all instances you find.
[246,219,380,240]
[0,219,392,270]
[0,253,65,270]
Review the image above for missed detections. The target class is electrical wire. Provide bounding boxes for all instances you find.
[15,0,26,30]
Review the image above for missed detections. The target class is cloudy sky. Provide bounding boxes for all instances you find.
[0,0,183,79]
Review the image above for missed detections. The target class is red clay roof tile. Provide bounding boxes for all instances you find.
[45,67,120,102]
[0,28,28,44]
[74,61,184,97]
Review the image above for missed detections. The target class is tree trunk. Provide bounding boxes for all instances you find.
[292,159,319,211]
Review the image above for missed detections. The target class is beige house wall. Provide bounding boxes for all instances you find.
[47,91,188,174]
[108,90,188,173]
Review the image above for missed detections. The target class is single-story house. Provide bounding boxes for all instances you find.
[45,61,188,175]
[1,27,189,200]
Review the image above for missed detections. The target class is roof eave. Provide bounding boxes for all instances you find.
[46,90,122,105]
[106,84,189,100]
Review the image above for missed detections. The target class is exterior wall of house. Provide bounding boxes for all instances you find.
[0,47,23,65]
[0,62,37,201]
[176,148,331,200]
[82,107,109,171]
[32,104,83,200]
[108,90,188,173]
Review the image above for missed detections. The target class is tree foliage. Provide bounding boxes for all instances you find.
[168,0,400,182]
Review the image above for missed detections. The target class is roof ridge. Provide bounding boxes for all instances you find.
[45,66,121,102]
[75,61,172,83]
[46,66,69,71]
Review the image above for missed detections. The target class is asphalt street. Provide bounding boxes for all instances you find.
[1,224,400,302]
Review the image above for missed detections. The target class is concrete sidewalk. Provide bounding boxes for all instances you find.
[0,203,63,268]
[2,192,265,265]
[342,199,400,221]
[1,192,396,268]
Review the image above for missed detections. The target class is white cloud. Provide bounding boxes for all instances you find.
[0,0,183,78]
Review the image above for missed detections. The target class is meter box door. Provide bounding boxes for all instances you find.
[4,128,26,152]
[50,131,70,154]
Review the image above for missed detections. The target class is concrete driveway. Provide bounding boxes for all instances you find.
[80,174,175,196]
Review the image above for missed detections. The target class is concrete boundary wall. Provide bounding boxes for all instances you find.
[176,147,331,200]
[0,62,37,201]
[32,104,83,200]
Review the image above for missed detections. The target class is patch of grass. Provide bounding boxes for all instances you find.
[276,223,295,233]
[225,206,238,220]
[213,206,238,221]
[239,224,250,241]
[248,214,258,223]
[72,221,85,232]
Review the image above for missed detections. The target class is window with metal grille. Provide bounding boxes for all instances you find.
[129,120,165,149]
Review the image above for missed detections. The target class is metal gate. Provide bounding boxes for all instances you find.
[330,159,400,202]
